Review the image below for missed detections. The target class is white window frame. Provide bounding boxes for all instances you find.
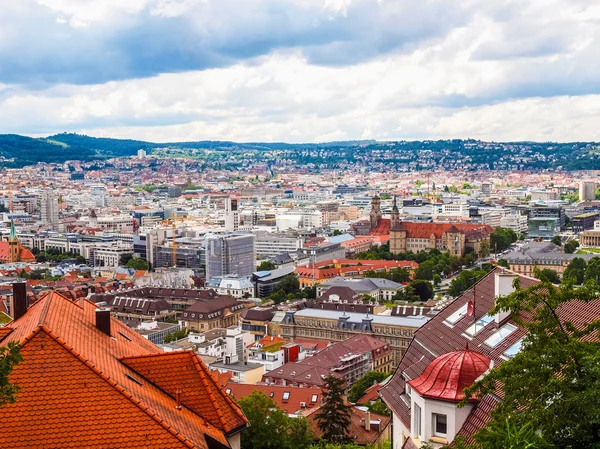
[414,403,422,438]
[433,413,447,438]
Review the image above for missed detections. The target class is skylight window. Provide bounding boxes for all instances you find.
[445,303,468,325]
[484,324,518,348]
[282,392,290,401]
[503,339,524,358]
[311,394,318,403]
[464,314,494,337]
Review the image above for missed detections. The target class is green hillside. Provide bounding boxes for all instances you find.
[0,134,95,167]
[47,133,155,157]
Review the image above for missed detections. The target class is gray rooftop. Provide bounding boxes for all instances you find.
[292,308,430,328]
[319,277,403,292]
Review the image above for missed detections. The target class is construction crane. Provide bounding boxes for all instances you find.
[172,222,177,267]
[8,176,12,213]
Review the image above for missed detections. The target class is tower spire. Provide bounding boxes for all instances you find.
[9,219,17,242]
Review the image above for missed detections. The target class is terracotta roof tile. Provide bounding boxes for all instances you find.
[0,291,245,448]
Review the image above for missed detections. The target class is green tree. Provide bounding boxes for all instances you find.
[562,257,586,285]
[126,257,150,271]
[551,235,562,246]
[497,259,510,269]
[479,239,490,258]
[367,398,390,416]
[461,280,600,448]
[533,267,560,284]
[120,253,134,265]
[432,273,442,287]
[409,279,434,301]
[279,274,300,294]
[257,260,276,271]
[348,371,387,403]
[490,227,518,253]
[316,375,352,444]
[238,391,313,449]
[564,240,579,254]
[0,342,23,407]
[584,256,600,284]
[332,229,344,236]
[448,269,487,297]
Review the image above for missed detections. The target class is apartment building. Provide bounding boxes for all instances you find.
[279,308,429,365]
[254,231,305,258]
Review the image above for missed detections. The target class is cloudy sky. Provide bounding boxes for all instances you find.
[1,0,599,143]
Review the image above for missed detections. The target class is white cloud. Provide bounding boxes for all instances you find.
[0,0,598,142]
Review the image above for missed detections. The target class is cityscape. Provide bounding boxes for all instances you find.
[1,2,599,449]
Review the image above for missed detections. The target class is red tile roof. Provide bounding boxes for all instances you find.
[305,406,390,446]
[225,383,322,414]
[0,242,35,263]
[391,222,494,239]
[0,291,247,448]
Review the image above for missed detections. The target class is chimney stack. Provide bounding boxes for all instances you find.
[95,309,111,336]
[494,273,518,324]
[365,410,371,431]
[12,282,28,320]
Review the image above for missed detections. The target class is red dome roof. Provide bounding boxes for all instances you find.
[407,349,491,403]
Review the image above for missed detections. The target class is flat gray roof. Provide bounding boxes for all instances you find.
[293,308,429,327]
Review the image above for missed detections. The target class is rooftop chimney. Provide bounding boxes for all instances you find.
[494,272,518,324]
[365,410,371,431]
[95,309,111,336]
[12,282,28,321]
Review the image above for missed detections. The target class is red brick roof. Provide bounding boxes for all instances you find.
[380,268,600,443]
[369,218,391,236]
[305,406,390,446]
[225,383,322,414]
[0,291,247,448]
[391,222,494,239]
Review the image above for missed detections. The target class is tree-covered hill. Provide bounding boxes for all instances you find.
[0,134,96,167]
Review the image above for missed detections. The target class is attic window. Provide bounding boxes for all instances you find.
[226,389,231,394]
[311,394,318,403]
[484,324,517,348]
[503,338,524,358]
[282,392,290,401]
[444,303,468,326]
[464,314,494,337]
[269,392,275,398]
[126,373,143,386]
[118,331,132,341]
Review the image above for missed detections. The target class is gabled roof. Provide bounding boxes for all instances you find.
[0,291,247,449]
[390,221,494,239]
[225,383,322,415]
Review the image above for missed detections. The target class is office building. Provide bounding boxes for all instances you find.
[167,186,182,198]
[224,197,241,232]
[40,188,59,228]
[580,181,596,202]
[205,233,256,281]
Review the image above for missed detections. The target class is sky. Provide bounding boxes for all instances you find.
[1,0,599,143]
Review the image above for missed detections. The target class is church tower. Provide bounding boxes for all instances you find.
[8,220,20,263]
[370,195,382,229]
[391,195,400,227]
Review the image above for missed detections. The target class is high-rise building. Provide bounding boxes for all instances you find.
[167,186,182,198]
[224,197,240,231]
[205,233,255,281]
[579,181,596,202]
[137,149,147,158]
[40,188,59,228]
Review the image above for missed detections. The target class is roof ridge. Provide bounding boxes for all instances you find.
[35,326,206,449]
[190,353,240,431]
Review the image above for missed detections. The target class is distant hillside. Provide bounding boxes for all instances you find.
[47,133,155,157]
[0,134,96,167]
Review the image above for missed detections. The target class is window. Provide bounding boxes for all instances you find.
[406,384,411,395]
[269,392,275,398]
[414,403,422,438]
[433,413,447,437]
[311,394,318,403]
[503,338,524,358]
[282,391,290,401]
[484,323,518,347]
[464,314,494,337]
[445,303,468,325]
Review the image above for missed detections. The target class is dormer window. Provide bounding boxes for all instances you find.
[464,314,494,337]
[433,413,447,437]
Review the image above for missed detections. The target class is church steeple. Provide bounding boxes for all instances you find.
[391,196,400,227]
[8,220,19,263]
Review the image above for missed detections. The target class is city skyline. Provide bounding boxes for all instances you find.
[0,0,598,143]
